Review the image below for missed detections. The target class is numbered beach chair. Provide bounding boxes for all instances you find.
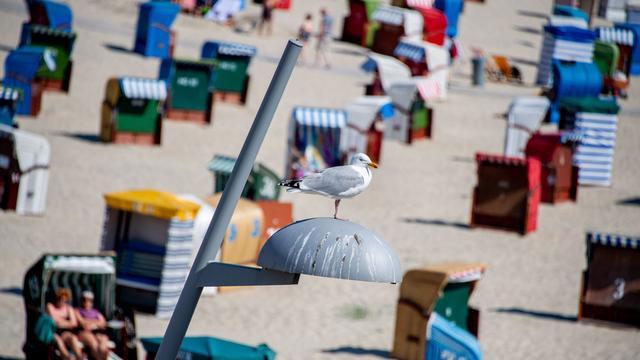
[189,194,265,294]
[578,232,640,327]
[536,24,596,87]
[371,5,424,56]
[525,132,578,204]
[100,77,166,145]
[470,153,541,235]
[160,58,216,124]
[503,96,549,158]
[596,26,636,78]
[392,2,448,46]
[392,262,485,360]
[285,107,347,178]
[100,189,201,318]
[0,85,21,126]
[559,97,619,187]
[3,47,45,116]
[25,0,73,31]
[393,38,449,76]
[548,61,603,124]
[592,40,628,96]
[133,1,179,59]
[201,41,256,105]
[0,124,50,216]
[360,53,412,96]
[343,96,395,164]
[385,78,434,144]
[22,253,138,360]
[341,0,384,46]
[19,24,76,92]
[207,154,281,201]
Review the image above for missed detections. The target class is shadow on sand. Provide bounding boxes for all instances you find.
[401,218,470,230]
[510,56,539,67]
[517,9,548,19]
[322,346,390,358]
[513,25,542,35]
[103,43,138,56]
[59,132,102,143]
[0,287,22,297]
[493,307,577,323]
[617,197,640,206]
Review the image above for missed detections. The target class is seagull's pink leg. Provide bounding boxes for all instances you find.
[334,199,341,219]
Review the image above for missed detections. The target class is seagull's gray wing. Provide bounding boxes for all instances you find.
[300,166,364,196]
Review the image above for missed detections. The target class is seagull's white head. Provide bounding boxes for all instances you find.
[350,153,378,169]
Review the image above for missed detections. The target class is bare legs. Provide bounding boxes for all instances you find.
[57,331,83,359]
[78,331,109,360]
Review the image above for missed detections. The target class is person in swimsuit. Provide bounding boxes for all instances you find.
[257,0,277,35]
[75,291,110,360]
[297,13,313,64]
[47,288,83,360]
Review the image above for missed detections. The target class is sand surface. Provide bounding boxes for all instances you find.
[1,0,639,358]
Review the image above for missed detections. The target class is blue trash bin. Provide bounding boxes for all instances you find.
[3,47,46,116]
[133,1,180,59]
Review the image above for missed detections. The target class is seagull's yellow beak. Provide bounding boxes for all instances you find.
[368,162,378,169]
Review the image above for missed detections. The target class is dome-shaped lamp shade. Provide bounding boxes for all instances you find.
[257,218,402,284]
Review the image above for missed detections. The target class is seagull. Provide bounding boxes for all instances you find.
[279,153,378,219]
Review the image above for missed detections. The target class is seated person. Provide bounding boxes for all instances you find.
[75,291,110,360]
[47,288,83,360]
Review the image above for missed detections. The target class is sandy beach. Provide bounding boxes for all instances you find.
[1,0,639,358]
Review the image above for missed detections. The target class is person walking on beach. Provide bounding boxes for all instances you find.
[257,0,277,35]
[314,8,333,69]
[297,13,313,64]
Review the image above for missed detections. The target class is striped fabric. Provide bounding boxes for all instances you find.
[156,217,194,318]
[406,0,434,8]
[217,42,257,57]
[596,27,635,46]
[415,76,442,100]
[393,41,426,62]
[587,232,640,249]
[536,31,595,86]
[208,154,236,174]
[292,107,347,128]
[120,77,167,101]
[0,85,20,101]
[572,112,617,186]
[373,6,405,25]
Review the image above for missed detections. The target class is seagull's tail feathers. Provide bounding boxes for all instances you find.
[278,179,302,193]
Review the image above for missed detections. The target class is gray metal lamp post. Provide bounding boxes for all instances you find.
[156,40,401,359]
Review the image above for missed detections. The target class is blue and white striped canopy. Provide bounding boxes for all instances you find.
[373,6,405,26]
[120,77,167,101]
[0,85,20,101]
[202,41,257,59]
[587,231,640,249]
[393,41,425,62]
[292,107,347,128]
[596,27,635,46]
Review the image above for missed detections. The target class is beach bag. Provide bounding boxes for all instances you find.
[34,313,57,344]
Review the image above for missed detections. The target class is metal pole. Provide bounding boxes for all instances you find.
[156,39,302,360]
